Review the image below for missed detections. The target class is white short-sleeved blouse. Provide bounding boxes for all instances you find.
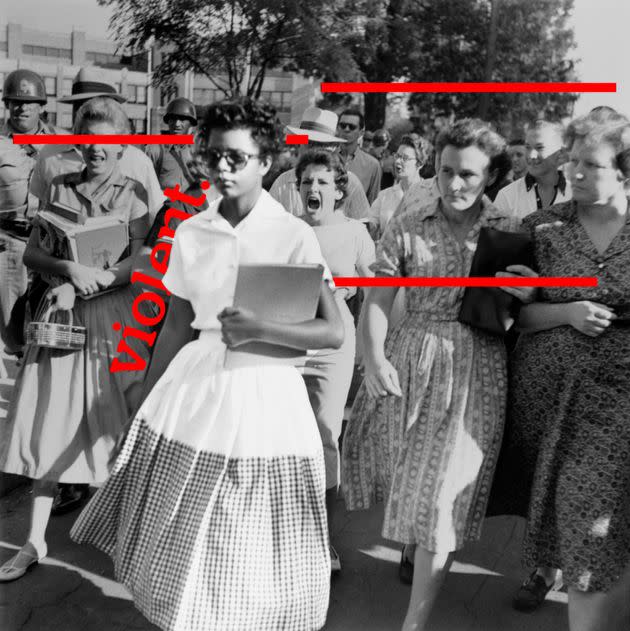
[162,189,331,330]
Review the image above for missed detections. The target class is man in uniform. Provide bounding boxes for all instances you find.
[0,69,66,360]
[145,97,197,191]
[29,67,164,221]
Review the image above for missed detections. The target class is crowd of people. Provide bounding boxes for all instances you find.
[0,64,628,631]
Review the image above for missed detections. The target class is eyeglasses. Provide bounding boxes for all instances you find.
[338,122,359,131]
[206,148,260,171]
[394,153,417,163]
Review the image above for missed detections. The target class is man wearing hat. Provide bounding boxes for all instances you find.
[29,67,164,221]
[0,69,68,359]
[144,97,197,190]
[269,107,370,220]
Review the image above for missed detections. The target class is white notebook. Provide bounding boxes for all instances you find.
[224,264,324,368]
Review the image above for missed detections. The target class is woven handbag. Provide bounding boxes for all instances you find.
[25,292,86,351]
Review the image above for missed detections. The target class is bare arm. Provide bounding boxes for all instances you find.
[360,286,402,397]
[518,301,617,337]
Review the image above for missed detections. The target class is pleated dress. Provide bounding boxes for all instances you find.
[0,168,153,484]
[71,191,331,631]
[341,198,520,552]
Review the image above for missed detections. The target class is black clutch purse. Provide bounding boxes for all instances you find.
[457,227,536,336]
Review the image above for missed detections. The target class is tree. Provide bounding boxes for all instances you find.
[97,0,363,98]
[317,0,578,132]
[405,0,579,134]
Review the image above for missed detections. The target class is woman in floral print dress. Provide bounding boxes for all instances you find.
[341,119,536,631]
[509,114,630,631]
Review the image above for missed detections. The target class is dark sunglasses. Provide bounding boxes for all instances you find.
[338,122,359,131]
[206,148,260,171]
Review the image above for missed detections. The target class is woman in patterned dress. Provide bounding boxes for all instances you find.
[70,99,344,631]
[0,98,153,581]
[341,119,536,631]
[509,115,630,631]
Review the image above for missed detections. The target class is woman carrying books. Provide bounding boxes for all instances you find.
[70,99,344,631]
[0,97,154,581]
[295,149,376,573]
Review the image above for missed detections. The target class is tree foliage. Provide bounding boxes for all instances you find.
[318,0,578,132]
[97,0,362,98]
[100,0,578,134]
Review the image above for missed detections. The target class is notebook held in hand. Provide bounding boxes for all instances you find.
[458,227,535,336]
[224,264,324,368]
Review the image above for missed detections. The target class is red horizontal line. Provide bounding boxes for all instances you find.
[13,134,195,145]
[285,134,309,145]
[333,277,598,287]
[321,82,616,94]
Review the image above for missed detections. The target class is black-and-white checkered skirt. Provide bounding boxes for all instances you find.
[71,338,330,631]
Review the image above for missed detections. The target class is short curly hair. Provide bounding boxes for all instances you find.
[295,150,349,209]
[197,97,280,161]
[435,118,506,173]
[397,134,429,166]
[566,114,630,177]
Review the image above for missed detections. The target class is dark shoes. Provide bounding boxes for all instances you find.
[512,570,556,612]
[399,546,414,585]
[50,484,90,516]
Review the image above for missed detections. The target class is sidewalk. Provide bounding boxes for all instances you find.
[0,483,568,631]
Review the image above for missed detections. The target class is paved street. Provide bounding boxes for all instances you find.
[1,481,568,631]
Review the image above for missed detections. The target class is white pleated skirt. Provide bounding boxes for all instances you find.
[71,331,330,631]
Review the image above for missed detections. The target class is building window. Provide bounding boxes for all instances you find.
[86,51,121,67]
[61,112,73,129]
[23,44,47,56]
[136,85,147,104]
[44,77,57,96]
[126,85,137,103]
[62,78,73,96]
[46,112,57,126]
[135,118,147,133]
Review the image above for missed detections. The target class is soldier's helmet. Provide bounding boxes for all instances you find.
[372,128,391,148]
[2,69,47,105]
[163,97,197,125]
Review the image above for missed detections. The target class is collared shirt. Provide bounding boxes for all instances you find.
[46,167,149,222]
[369,182,412,235]
[269,167,370,220]
[523,201,630,308]
[162,189,331,330]
[1,119,68,216]
[494,170,572,220]
[144,143,195,191]
[30,144,165,220]
[391,176,441,221]
[345,147,382,204]
[373,196,521,321]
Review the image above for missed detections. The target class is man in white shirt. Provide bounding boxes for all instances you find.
[270,107,370,220]
[494,120,572,220]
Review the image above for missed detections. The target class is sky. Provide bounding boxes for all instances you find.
[1,0,628,116]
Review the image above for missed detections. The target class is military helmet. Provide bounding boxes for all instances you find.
[372,128,391,148]
[2,69,47,105]
[163,97,197,125]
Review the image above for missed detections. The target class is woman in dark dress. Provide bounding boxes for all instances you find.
[509,114,630,631]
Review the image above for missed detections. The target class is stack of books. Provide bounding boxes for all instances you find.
[37,201,129,299]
